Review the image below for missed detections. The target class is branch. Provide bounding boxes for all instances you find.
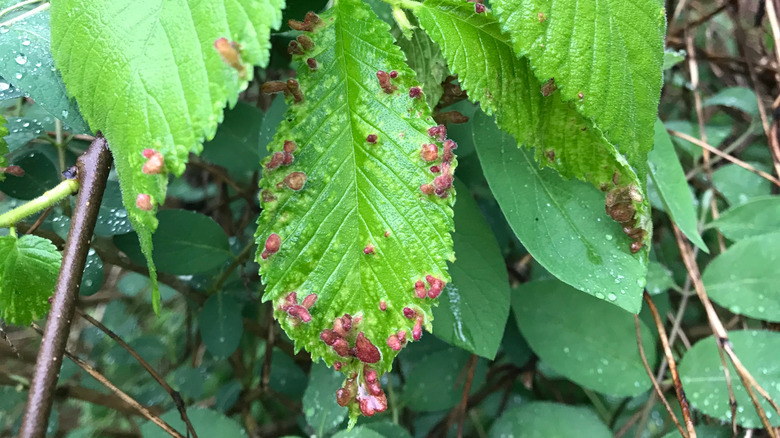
[20,134,113,438]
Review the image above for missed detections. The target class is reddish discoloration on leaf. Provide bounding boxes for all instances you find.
[376,70,397,94]
[389,70,398,79]
[379,300,387,311]
[136,194,152,211]
[301,293,318,309]
[387,334,401,351]
[414,280,427,299]
[366,134,378,144]
[354,332,381,363]
[306,57,318,70]
[364,244,375,255]
[141,150,164,175]
[266,152,285,170]
[284,171,307,191]
[403,307,415,319]
[413,317,423,341]
[420,183,435,195]
[214,37,245,77]
[297,35,315,51]
[409,86,422,98]
[420,143,438,162]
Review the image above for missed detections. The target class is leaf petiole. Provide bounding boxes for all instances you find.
[0,177,79,227]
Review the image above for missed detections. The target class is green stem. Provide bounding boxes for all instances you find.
[0,178,79,227]
[0,0,42,21]
[208,241,256,294]
[379,0,421,9]
[0,1,49,28]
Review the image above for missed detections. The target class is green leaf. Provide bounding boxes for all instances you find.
[679,330,780,428]
[333,426,386,438]
[0,114,7,177]
[93,180,134,237]
[303,363,348,435]
[491,0,666,167]
[706,196,780,241]
[254,0,456,420]
[432,179,509,359]
[199,293,244,358]
[50,0,285,312]
[513,279,657,396]
[402,347,486,411]
[473,112,646,313]
[646,261,678,295]
[662,48,686,70]
[649,119,707,252]
[489,402,612,438]
[703,87,759,118]
[393,23,448,110]
[78,249,104,296]
[362,422,412,438]
[0,75,24,99]
[712,163,771,206]
[202,101,267,178]
[3,116,44,151]
[0,150,59,200]
[140,407,247,437]
[0,234,60,325]
[661,425,732,438]
[415,0,651,248]
[114,209,232,276]
[0,0,89,133]
[702,233,780,322]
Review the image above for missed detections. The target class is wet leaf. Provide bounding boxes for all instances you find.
[50,0,285,312]
[415,1,651,246]
[492,0,666,169]
[473,112,647,313]
[402,347,486,412]
[0,0,89,132]
[703,87,759,118]
[706,196,780,241]
[489,402,612,438]
[254,0,455,423]
[712,163,771,206]
[140,407,247,437]
[303,363,348,435]
[645,261,678,295]
[2,116,43,151]
[202,101,266,177]
[0,114,7,176]
[0,234,60,325]
[78,249,104,296]
[513,279,657,396]
[0,150,59,200]
[702,233,780,322]
[93,180,133,237]
[679,330,780,428]
[433,180,509,359]
[199,294,244,358]
[649,119,707,252]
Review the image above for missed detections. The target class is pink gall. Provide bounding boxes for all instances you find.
[379,300,387,311]
[142,151,164,175]
[475,3,486,13]
[420,183,435,196]
[387,335,402,351]
[364,244,375,255]
[136,194,152,211]
[283,140,297,153]
[355,332,381,363]
[266,152,284,170]
[214,37,246,77]
[332,338,350,357]
[389,70,398,79]
[409,86,422,98]
[420,143,438,162]
[413,318,423,341]
[366,134,378,144]
[403,307,415,319]
[286,305,311,323]
[264,233,281,255]
[297,35,314,51]
[301,294,318,309]
[414,280,427,299]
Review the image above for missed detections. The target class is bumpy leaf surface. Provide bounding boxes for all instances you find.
[0,234,61,325]
[491,0,666,167]
[0,114,8,178]
[255,0,455,422]
[415,0,651,249]
[50,0,284,311]
[393,24,448,111]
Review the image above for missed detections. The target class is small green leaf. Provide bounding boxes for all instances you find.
[513,279,657,396]
[473,112,646,313]
[140,407,247,437]
[415,0,651,248]
[706,196,780,241]
[3,116,44,152]
[0,234,60,325]
[202,101,266,177]
[679,330,780,428]
[646,261,678,295]
[0,0,89,133]
[303,363,348,435]
[703,87,759,118]
[713,163,771,206]
[649,119,707,252]
[492,0,666,167]
[50,0,285,312]
[199,294,244,358]
[393,23,448,110]
[0,151,59,200]
[489,402,612,438]
[432,179,509,359]
[254,0,456,421]
[662,48,686,70]
[702,233,780,322]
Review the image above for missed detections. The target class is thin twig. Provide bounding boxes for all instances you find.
[23,206,53,236]
[75,308,199,438]
[642,294,696,437]
[634,314,688,438]
[29,323,184,438]
[669,129,780,187]
[455,355,479,438]
[672,223,780,437]
[20,134,113,437]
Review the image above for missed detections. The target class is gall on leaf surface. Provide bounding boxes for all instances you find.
[415,1,650,261]
[491,0,666,170]
[0,234,61,325]
[254,0,455,423]
[49,0,285,312]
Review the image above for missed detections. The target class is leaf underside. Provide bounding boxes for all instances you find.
[255,0,456,422]
[492,0,666,168]
[0,234,61,325]
[50,0,285,311]
[415,1,651,255]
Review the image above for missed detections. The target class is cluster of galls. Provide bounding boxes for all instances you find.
[419,125,456,198]
[337,366,388,417]
[320,314,382,364]
[261,79,305,103]
[403,307,424,342]
[135,148,166,211]
[414,275,445,299]
[261,140,308,202]
[605,184,646,253]
[279,291,318,324]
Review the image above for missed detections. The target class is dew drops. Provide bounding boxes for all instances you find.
[607,293,617,301]
[15,54,27,65]
[22,40,31,46]
[14,72,22,80]
[605,234,613,241]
